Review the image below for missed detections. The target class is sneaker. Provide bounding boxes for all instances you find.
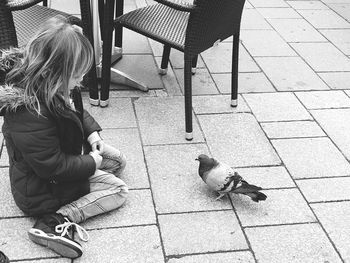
[28,213,89,259]
[0,251,9,263]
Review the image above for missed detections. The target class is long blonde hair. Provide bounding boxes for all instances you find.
[6,16,93,116]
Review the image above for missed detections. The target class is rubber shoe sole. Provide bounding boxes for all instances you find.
[28,228,82,258]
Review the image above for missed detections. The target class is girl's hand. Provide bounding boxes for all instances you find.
[89,150,103,169]
[91,140,105,154]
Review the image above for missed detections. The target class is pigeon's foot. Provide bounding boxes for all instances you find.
[214,193,227,201]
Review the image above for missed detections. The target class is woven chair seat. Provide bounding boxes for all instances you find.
[116,3,189,51]
[13,4,79,47]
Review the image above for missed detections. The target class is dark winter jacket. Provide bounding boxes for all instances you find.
[0,50,101,216]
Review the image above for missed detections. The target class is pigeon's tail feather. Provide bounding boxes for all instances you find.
[231,182,262,194]
[243,191,267,202]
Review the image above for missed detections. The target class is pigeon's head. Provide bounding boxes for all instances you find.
[195,154,210,162]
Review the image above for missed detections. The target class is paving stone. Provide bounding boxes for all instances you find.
[232,189,315,226]
[158,211,248,255]
[173,68,219,95]
[134,96,204,145]
[201,43,260,73]
[236,166,296,189]
[241,9,273,29]
[167,251,255,263]
[198,113,281,167]
[291,42,350,71]
[81,189,156,229]
[311,109,350,159]
[212,72,275,94]
[0,168,25,217]
[245,224,343,263]
[83,98,137,128]
[192,95,250,114]
[20,259,70,263]
[243,93,312,121]
[240,30,297,56]
[0,146,9,167]
[329,3,350,21]
[154,57,182,96]
[297,9,350,28]
[296,90,350,109]
[255,57,329,91]
[267,18,327,42]
[112,54,164,90]
[272,137,350,178]
[98,128,149,189]
[249,0,289,7]
[144,144,232,213]
[0,218,60,261]
[287,0,329,9]
[257,7,302,18]
[122,29,152,54]
[320,29,350,55]
[261,120,325,138]
[311,202,350,262]
[318,72,350,89]
[75,226,164,263]
[297,177,350,202]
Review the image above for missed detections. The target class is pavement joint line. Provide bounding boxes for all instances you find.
[165,248,252,259]
[229,193,258,262]
[131,97,168,263]
[157,209,235,216]
[295,175,350,181]
[84,223,158,232]
[309,199,350,204]
[243,221,319,229]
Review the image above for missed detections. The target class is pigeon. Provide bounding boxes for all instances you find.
[195,154,267,202]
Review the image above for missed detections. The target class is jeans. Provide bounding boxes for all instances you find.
[56,144,128,223]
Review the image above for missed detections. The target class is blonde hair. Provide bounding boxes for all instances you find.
[6,16,93,116]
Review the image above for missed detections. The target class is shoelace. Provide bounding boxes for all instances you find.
[55,218,89,242]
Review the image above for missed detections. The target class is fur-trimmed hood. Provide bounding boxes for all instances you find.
[0,48,25,115]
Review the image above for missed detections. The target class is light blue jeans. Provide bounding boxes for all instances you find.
[57,144,128,223]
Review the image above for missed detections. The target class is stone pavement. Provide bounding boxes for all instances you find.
[1,0,350,262]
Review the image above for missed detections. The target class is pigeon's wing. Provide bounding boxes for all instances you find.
[231,181,262,194]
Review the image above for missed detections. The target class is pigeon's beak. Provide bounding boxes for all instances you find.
[195,158,199,161]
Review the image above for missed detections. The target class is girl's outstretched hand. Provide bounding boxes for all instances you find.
[91,140,105,155]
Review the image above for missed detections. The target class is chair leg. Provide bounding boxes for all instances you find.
[100,0,116,106]
[79,0,99,105]
[159,45,171,75]
[115,0,123,48]
[184,53,193,141]
[231,33,240,107]
[42,0,47,7]
[191,55,198,75]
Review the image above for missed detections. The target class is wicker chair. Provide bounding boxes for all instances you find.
[113,0,246,140]
[0,0,98,101]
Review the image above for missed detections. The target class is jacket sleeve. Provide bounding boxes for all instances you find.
[82,109,102,138]
[10,110,96,183]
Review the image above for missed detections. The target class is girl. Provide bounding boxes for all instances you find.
[0,16,128,259]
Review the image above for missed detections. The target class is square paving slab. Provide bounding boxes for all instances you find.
[261,120,325,139]
[158,211,248,255]
[244,92,312,121]
[295,90,350,109]
[311,201,350,262]
[272,137,350,178]
[254,57,329,91]
[290,42,350,72]
[231,188,315,226]
[75,226,164,263]
[296,177,350,202]
[245,223,343,263]
[167,251,255,263]
[144,144,233,213]
[134,97,204,145]
[198,113,281,167]
[311,108,350,159]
